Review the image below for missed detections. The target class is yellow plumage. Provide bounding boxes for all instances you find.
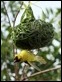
[14,50,46,71]
[14,50,46,64]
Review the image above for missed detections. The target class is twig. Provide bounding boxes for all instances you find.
[13,10,20,26]
[21,65,61,81]
[22,64,27,79]
[28,1,30,5]
[14,63,19,81]
[13,1,23,26]
[2,1,11,27]
[12,2,23,81]
[31,2,42,10]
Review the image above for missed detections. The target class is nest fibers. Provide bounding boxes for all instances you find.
[13,19,54,50]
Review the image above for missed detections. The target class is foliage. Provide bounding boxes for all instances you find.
[1,1,61,81]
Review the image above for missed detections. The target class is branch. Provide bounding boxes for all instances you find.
[2,1,11,27]
[13,1,23,26]
[12,2,23,81]
[21,65,61,81]
[31,2,42,10]
[22,64,27,80]
[13,10,20,26]
[14,63,19,81]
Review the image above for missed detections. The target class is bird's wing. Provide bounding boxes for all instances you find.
[35,56,46,64]
[28,62,41,71]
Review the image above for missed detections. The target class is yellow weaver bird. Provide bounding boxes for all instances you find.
[14,50,46,71]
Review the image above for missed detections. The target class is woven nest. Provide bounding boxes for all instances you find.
[13,19,54,50]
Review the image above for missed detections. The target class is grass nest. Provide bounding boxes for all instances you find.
[13,19,54,50]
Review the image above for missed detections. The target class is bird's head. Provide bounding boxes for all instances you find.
[14,54,22,63]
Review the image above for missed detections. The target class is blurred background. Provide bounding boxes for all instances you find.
[1,1,61,81]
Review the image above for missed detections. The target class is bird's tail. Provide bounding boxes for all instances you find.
[35,56,46,64]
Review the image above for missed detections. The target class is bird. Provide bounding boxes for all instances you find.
[14,50,46,71]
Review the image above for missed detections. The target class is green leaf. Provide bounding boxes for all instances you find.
[21,5,35,23]
[46,8,49,15]
[55,8,61,17]
[50,8,53,14]
[42,10,47,20]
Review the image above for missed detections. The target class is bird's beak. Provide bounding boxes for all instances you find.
[14,59,16,63]
[14,56,20,63]
[14,57,17,63]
